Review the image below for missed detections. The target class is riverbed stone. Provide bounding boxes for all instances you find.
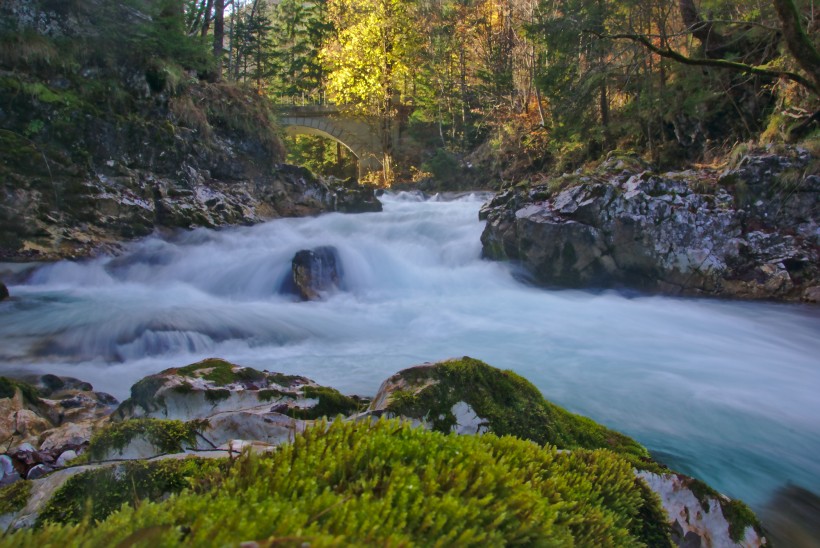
[115,358,359,422]
[291,246,343,301]
[637,471,766,547]
[0,375,118,477]
[109,358,362,458]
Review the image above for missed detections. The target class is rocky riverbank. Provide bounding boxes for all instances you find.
[0,0,380,263]
[0,358,771,545]
[480,147,819,302]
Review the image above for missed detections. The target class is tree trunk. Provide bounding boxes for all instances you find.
[213,0,225,81]
[772,0,820,94]
[678,0,727,57]
[201,0,214,37]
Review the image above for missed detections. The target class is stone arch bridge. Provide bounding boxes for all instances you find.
[274,104,398,178]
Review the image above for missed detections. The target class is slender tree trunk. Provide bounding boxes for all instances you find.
[213,0,225,80]
[201,0,214,37]
[228,0,236,78]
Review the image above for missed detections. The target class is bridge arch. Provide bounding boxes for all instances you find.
[278,108,383,178]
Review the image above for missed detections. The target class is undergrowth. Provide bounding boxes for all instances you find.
[8,418,669,546]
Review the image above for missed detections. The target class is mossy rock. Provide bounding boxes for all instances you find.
[9,418,670,546]
[376,357,651,464]
[285,385,362,420]
[85,418,208,461]
[0,376,42,406]
[0,481,32,516]
[114,359,362,423]
[37,458,228,526]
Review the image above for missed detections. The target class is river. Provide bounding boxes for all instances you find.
[1,191,819,513]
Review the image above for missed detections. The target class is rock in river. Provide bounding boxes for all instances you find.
[291,245,344,301]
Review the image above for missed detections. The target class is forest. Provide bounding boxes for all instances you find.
[178,0,819,183]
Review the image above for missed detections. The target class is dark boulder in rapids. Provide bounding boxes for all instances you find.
[0,281,8,301]
[291,246,344,301]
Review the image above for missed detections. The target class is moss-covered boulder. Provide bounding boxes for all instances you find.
[371,356,649,460]
[2,418,673,545]
[114,358,363,449]
[371,357,767,547]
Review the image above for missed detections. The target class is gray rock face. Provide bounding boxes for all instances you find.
[637,471,766,547]
[291,246,343,301]
[481,148,819,301]
[111,358,361,456]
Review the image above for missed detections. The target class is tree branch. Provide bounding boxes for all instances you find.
[598,32,819,95]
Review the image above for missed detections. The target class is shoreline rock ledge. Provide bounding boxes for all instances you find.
[480,147,819,301]
[0,357,773,545]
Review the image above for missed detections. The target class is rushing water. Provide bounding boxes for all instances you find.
[1,192,819,511]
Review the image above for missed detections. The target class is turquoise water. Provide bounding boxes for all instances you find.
[1,192,818,511]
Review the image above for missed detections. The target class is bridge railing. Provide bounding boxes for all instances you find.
[270,92,333,107]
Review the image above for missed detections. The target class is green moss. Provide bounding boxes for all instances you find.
[20,82,79,106]
[287,386,362,420]
[233,367,266,382]
[722,499,761,543]
[632,479,674,547]
[0,481,32,515]
[266,373,304,386]
[37,458,227,526]
[0,376,43,406]
[385,357,649,462]
[118,375,167,416]
[203,389,230,404]
[10,419,666,546]
[257,389,292,402]
[687,477,721,513]
[171,381,194,395]
[176,358,235,384]
[175,358,264,386]
[679,476,761,541]
[86,419,207,461]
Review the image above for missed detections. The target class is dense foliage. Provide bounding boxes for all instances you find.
[210,0,819,180]
[5,418,670,546]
